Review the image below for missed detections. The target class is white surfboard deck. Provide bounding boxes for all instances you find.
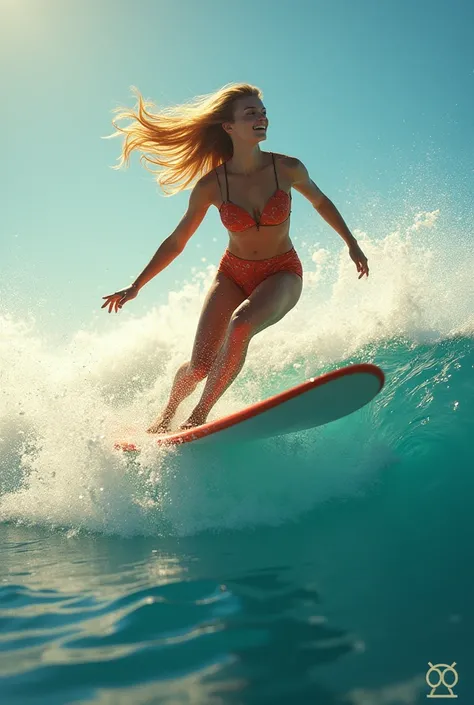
[115,363,385,452]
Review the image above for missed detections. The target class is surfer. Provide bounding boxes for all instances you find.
[102,83,369,432]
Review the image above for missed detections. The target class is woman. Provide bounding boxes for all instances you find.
[102,82,369,432]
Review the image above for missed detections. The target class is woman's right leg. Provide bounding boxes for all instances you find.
[147,272,247,433]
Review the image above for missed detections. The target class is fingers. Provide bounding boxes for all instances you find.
[350,248,369,279]
[101,295,117,311]
[101,293,127,313]
[116,292,130,312]
[101,297,113,312]
[355,258,369,279]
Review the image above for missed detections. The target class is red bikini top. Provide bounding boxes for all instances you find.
[216,152,292,232]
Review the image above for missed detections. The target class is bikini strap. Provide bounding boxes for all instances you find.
[214,169,223,202]
[215,163,230,204]
[271,152,279,189]
[223,161,230,200]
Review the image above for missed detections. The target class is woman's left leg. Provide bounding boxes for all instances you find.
[180,271,303,428]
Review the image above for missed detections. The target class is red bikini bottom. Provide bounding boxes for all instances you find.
[217,247,303,297]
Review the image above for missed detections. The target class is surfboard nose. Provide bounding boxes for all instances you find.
[115,363,385,451]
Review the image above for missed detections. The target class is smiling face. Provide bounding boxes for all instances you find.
[223,95,268,143]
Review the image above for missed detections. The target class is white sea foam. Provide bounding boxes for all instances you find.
[0,211,472,536]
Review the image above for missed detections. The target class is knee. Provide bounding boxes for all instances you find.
[187,360,211,381]
[228,307,255,338]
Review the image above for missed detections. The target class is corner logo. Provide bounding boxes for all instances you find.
[426,662,458,698]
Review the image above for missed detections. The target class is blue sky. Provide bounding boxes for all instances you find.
[2,0,473,340]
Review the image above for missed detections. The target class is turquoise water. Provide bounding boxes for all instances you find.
[1,223,473,703]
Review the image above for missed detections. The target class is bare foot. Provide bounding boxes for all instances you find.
[178,410,208,431]
[147,410,174,434]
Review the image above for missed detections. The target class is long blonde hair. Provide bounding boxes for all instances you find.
[104,82,263,196]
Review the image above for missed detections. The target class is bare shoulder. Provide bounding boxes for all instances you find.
[194,170,215,193]
[272,153,306,184]
[194,168,222,208]
[272,152,298,168]
[273,153,327,208]
[188,171,215,207]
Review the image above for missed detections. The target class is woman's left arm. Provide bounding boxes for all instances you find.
[290,158,369,279]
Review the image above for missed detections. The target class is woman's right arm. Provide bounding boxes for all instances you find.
[133,177,213,290]
[102,176,213,313]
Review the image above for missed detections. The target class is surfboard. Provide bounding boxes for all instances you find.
[114,363,385,452]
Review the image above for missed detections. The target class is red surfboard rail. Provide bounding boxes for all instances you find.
[114,363,385,452]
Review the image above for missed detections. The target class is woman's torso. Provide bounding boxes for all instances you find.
[212,151,294,260]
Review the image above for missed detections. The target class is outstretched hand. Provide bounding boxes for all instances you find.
[349,242,369,279]
[101,284,139,313]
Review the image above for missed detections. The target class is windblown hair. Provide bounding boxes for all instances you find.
[104,82,263,196]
